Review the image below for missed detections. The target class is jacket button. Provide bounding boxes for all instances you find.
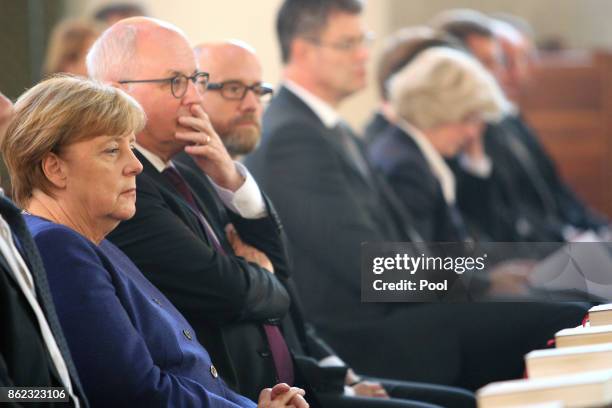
[182,329,192,340]
[210,365,218,378]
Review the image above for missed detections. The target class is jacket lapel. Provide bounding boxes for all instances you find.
[135,150,215,246]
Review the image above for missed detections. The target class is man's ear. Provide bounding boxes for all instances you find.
[41,152,67,189]
[291,38,311,64]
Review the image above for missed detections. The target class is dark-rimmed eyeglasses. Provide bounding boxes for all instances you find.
[118,72,210,99]
[305,31,375,52]
[206,81,273,103]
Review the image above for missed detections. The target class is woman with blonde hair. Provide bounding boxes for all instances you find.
[367,45,510,242]
[1,75,307,407]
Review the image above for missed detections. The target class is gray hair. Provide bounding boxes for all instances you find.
[387,47,513,130]
[86,23,138,81]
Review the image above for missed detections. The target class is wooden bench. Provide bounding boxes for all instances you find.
[518,50,612,218]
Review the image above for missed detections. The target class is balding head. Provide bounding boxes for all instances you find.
[87,17,190,82]
[193,40,266,157]
[88,17,205,161]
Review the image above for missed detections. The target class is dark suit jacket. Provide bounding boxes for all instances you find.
[367,124,468,242]
[244,86,472,383]
[27,215,255,407]
[109,151,330,401]
[173,153,348,400]
[0,197,87,407]
[495,115,607,231]
[363,111,390,147]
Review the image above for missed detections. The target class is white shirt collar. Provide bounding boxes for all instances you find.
[135,143,169,173]
[396,119,456,204]
[283,79,340,129]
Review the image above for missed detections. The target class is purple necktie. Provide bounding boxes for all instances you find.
[161,166,294,384]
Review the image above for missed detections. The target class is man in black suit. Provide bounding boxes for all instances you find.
[87,18,313,408]
[245,0,589,391]
[175,39,476,408]
[434,9,608,241]
[0,194,87,407]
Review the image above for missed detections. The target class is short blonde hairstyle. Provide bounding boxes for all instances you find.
[387,46,512,130]
[0,75,146,206]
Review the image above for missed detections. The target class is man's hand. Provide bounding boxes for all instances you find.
[226,224,274,273]
[461,131,486,161]
[488,260,535,295]
[345,369,389,399]
[352,381,390,399]
[258,383,309,408]
[175,104,244,191]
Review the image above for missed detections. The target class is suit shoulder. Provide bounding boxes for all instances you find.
[25,216,95,253]
[368,127,424,173]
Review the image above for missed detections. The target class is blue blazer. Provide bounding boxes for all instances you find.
[25,215,256,408]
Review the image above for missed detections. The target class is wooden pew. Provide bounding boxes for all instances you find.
[518,50,612,218]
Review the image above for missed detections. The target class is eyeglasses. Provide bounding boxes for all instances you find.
[206,81,274,103]
[305,31,375,52]
[118,72,210,99]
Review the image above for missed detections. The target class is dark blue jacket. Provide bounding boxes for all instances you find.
[26,215,255,408]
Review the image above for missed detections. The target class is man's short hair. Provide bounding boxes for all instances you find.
[377,27,460,100]
[93,3,146,22]
[276,0,364,63]
[431,9,494,44]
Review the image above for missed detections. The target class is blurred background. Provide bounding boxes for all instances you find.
[1,0,612,215]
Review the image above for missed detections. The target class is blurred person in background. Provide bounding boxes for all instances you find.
[177,39,476,408]
[43,19,101,77]
[367,46,510,243]
[434,9,609,241]
[246,0,588,391]
[93,2,147,27]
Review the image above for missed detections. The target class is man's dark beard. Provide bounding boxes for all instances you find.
[223,113,261,157]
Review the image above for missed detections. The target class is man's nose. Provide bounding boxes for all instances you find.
[182,78,204,105]
[240,89,260,111]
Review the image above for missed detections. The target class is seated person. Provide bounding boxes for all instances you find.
[0,75,308,408]
[367,46,510,242]
[0,191,85,404]
[433,9,609,241]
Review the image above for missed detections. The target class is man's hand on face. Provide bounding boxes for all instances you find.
[225,224,275,273]
[176,104,244,191]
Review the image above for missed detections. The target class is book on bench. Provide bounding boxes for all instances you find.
[477,369,612,407]
[555,324,612,348]
[526,343,612,378]
[589,304,612,327]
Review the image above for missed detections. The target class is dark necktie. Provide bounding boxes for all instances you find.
[162,167,224,253]
[335,122,372,183]
[161,167,294,385]
[0,196,85,406]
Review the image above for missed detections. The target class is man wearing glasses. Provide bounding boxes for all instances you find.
[87,17,309,407]
[245,0,588,394]
[179,39,475,408]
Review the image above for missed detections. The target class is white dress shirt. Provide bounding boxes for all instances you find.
[284,80,340,129]
[135,144,267,219]
[0,214,79,407]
